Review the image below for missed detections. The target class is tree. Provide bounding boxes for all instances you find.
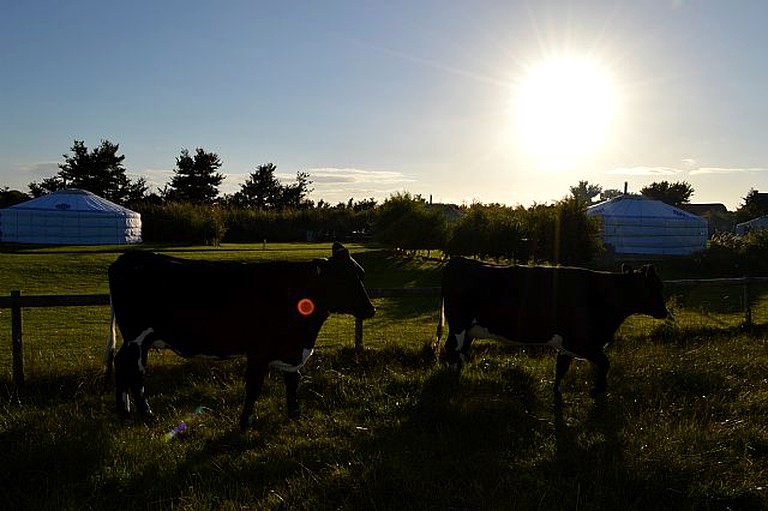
[599,188,624,201]
[231,163,283,209]
[164,148,225,204]
[569,180,602,206]
[374,192,447,252]
[0,187,30,208]
[28,139,146,204]
[640,180,694,206]
[232,165,314,210]
[736,188,768,223]
[279,171,313,209]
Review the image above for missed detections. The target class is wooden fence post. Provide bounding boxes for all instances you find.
[354,318,364,350]
[11,290,24,387]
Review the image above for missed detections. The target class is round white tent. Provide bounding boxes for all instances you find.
[586,195,707,256]
[0,189,142,245]
[736,215,768,235]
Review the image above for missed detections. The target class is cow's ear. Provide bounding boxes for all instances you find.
[332,242,350,259]
[314,258,327,275]
[621,263,633,274]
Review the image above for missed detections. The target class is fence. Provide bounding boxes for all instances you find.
[2,277,766,387]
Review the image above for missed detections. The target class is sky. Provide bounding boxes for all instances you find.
[2,0,768,210]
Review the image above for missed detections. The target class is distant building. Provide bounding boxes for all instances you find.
[736,216,768,235]
[0,188,142,245]
[681,203,735,236]
[586,195,707,256]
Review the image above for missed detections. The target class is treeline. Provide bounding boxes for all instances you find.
[132,192,602,266]
[7,138,768,267]
[137,202,373,246]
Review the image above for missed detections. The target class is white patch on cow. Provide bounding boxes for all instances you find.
[454,330,467,351]
[546,334,565,350]
[270,348,314,372]
[127,328,155,372]
[468,324,520,345]
[546,334,585,360]
[127,327,155,346]
[464,326,586,360]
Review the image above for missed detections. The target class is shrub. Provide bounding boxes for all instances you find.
[134,202,227,245]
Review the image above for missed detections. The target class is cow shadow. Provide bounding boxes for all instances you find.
[326,365,543,508]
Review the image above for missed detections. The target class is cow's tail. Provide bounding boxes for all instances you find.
[433,298,445,355]
[103,295,117,389]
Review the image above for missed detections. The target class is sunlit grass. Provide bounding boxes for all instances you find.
[0,245,766,509]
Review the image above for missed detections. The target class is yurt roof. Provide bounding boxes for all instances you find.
[736,215,768,229]
[6,188,138,216]
[587,195,705,223]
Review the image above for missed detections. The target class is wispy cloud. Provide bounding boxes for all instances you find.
[690,167,768,175]
[605,166,681,176]
[304,168,415,185]
[606,163,768,178]
[14,161,59,182]
[305,167,417,203]
[216,167,416,202]
[138,168,174,191]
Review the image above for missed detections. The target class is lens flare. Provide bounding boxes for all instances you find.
[297,298,315,316]
[164,405,209,441]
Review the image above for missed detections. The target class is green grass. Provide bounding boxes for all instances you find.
[0,244,766,510]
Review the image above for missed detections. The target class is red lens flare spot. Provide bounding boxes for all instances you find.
[297,298,315,316]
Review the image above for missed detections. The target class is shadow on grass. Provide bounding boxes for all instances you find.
[3,341,766,510]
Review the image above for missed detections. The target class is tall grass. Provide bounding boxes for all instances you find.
[0,244,766,510]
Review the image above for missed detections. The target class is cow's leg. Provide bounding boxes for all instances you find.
[554,352,573,394]
[240,358,268,430]
[113,342,138,416]
[132,340,154,418]
[114,328,156,418]
[589,352,610,397]
[283,370,300,418]
[445,329,469,369]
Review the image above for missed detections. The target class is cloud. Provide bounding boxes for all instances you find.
[606,163,768,178]
[689,167,768,175]
[136,168,174,191]
[605,166,681,176]
[15,161,59,180]
[305,167,417,203]
[134,166,416,202]
[304,168,416,185]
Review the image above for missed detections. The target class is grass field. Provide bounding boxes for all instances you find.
[0,243,766,510]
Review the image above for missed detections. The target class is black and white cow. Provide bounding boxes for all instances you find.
[104,242,375,429]
[435,257,667,395]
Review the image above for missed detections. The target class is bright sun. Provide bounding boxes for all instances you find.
[514,56,616,171]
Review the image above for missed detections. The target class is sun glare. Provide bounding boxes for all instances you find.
[514,56,616,171]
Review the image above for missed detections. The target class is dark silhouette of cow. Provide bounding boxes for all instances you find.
[105,242,375,429]
[435,257,667,395]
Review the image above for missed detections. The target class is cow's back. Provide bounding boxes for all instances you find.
[442,258,625,345]
[108,252,323,357]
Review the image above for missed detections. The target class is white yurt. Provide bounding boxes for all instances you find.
[735,216,768,235]
[0,188,142,245]
[586,195,707,256]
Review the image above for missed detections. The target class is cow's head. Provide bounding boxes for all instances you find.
[622,264,668,319]
[316,242,376,319]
